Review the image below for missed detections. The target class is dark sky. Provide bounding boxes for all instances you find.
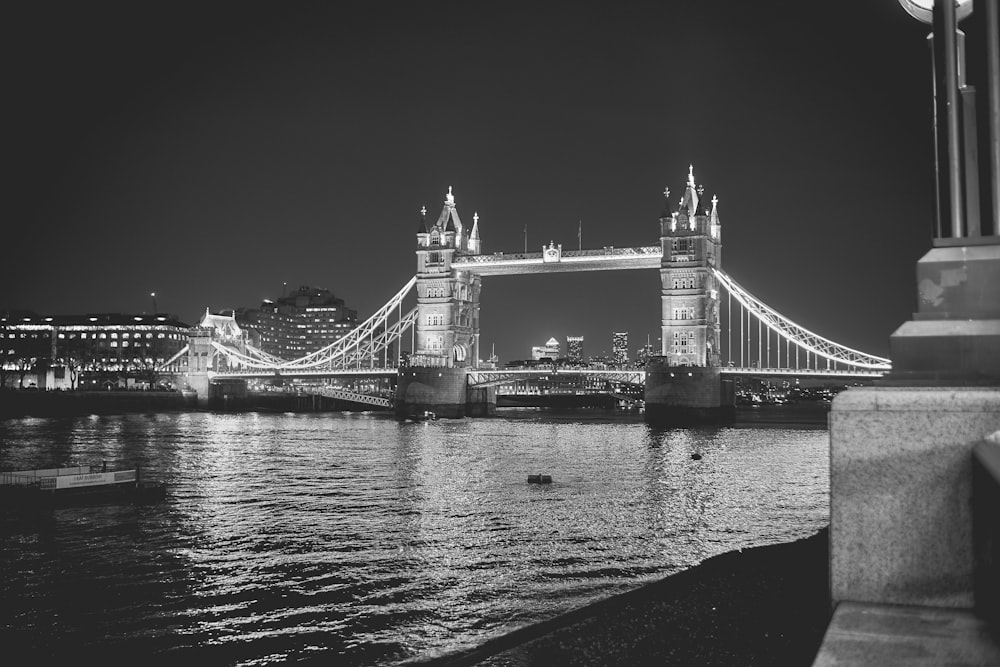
[5,1,962,361]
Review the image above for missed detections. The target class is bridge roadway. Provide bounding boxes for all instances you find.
[452,246,662,275]
[211,366,883,383]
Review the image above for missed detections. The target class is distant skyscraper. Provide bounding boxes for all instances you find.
[566,336,584,363]
[637,336,656,365]
[531,337,560,361]
[612,332,628,365]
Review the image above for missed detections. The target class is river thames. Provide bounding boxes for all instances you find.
[0,409,829,665]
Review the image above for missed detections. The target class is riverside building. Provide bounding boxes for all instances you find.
[0,311,190,390]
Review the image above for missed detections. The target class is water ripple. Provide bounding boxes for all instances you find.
[0,412,828,665]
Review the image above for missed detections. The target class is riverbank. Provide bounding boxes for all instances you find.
[402,528,830,666]
[0,389,192,419]
[3,391,830,425]
[0,389,392,419]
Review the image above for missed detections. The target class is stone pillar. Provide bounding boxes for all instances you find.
[465,384,497,418]
[888,243,1000,383]
[208,378,248,412]
[394,367,470,419]
[643,360,734,426]
[830,243,1000,608]
[831,388,1000,607]
[186,328,213,408]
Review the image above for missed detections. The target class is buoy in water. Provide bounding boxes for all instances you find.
[691,453,702,461]
[527,474,552,484]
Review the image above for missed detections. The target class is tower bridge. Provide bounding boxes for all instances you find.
[176,167,891,424]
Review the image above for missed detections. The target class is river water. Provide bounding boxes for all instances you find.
[0,409,829,665]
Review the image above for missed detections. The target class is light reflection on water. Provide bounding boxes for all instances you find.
[0,411,828,665]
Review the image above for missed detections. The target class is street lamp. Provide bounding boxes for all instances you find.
[889,0,1000,383]
[897,0,972,23]
[898,0,977,238]
[150,292,157,314]
[898,0,999,238]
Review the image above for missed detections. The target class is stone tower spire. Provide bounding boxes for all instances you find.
[416,205,430,247]
[468,212,482,254]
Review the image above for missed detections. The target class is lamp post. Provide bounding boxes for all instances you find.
[898,0,1000,238]
[150,292,157,315]
[889,0,1000,383]
[898,0,976,237]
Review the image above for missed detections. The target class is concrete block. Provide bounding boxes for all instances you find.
[830,387,1000,608]
[813,601,1000,666]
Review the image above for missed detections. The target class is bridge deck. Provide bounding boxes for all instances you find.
[210,367,882,382]
[453,246,662,275]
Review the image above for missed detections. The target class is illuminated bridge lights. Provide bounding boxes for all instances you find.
[164,259,891,383]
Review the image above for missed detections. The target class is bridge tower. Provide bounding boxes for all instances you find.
[185,327,213,408]
[644,167,734,425]
[395,188,495,418]
[658,166,722,366]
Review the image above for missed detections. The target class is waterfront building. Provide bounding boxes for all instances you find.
[566,335,584,363]
[612,332,628,366]
[0,311,189,390]
[531,337,560,361]
[237,286,359,361]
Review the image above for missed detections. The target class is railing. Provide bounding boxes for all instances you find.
[468,368,646,388]
[719,366,886,378]
[316,387,392,408]
[1,465,96,485]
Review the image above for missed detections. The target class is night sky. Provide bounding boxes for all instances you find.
[5,1,964,361]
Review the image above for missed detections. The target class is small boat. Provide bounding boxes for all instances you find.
[0,464,166,510]
[403,411,438,423]
[527,474,552,484]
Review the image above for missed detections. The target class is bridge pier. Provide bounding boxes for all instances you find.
[185,328,213,408]
[643,361,735,426]
[394,368,496,419]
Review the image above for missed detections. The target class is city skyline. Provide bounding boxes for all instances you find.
[5,1,980,360]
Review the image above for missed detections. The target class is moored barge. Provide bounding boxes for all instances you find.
[0,464,166,509]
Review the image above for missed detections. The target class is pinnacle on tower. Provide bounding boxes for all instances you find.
[695,184,710,216]
[661,186,676,218]
[417,205,428,234]
[435,186,462,241]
